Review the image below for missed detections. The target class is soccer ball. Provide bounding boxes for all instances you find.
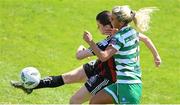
[20,67,41,89]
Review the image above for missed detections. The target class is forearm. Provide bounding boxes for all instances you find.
[139,33,160,57]
[88,40,107,61]
[83,31,116,62]
[144,38,160,57]
[144,39,162,67]
[76,50,93,60]
[139,33,161,67]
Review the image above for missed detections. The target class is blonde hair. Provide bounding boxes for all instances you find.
[112,5,158,32]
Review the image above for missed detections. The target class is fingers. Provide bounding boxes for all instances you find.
[155,61,161,67]
[103,28,113,35]
[83,31,90,37]
[103,28,118,35]
[154,55,161,67]
[83,30,92,43]
[84,30,90,35]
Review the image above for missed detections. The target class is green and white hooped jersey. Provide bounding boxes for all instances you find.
[109,26,141,84]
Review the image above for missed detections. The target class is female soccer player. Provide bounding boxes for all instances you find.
[83,6,159,104]
[11,10,118,100]
[11,9,161,104]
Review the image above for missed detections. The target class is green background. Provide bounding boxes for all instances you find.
[0,0,179,104]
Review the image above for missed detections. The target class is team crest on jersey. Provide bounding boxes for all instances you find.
[110,38,117,45]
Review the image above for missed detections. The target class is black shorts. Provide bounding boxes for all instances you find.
[85,74,112,95]
[83,59,116,95]
[83,60,100,78]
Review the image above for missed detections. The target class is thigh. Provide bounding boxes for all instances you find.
[90,89,114,104]
[62,66,87,83]
[90,83,118,104]
[118,84,142,104]
[85,75,112,95]
[83,60,99,78]
[70,86,91,104]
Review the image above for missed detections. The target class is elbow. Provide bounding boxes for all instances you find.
[143,36,151,42]
[76,53,83,60]
[98,52,109,62]
[145,37,151,42]
[146,39,152,45]
[142,37,151,44]
[99,58,107,62]
[98,54,108,62]
[76,56,83,60]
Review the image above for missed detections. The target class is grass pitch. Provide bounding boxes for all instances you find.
[0,0,179,104]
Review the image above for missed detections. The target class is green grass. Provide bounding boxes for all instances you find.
[0,0,180,104]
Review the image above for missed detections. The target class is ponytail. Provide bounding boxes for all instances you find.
[112,6,158,32]
[133,7,158,32]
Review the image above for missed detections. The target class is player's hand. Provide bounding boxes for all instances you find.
[83,31,93,44]
[154,55,161,67]
[77,45,86,52]
[104,28,118,35]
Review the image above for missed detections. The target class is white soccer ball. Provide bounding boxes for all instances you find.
[20,67,41,89]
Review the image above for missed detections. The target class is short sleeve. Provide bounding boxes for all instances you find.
[109,36,124,51]
[88,38,110,55]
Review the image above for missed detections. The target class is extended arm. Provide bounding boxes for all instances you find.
[139,33,161,67]
[83,31,117,62]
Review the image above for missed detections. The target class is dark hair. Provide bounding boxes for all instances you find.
[96,10,113,28]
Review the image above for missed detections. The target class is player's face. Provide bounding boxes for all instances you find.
[110,13,120,29]
[97,21,112,35]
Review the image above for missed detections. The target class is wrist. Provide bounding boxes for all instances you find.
[153,54,159,58]
[88,40,94,46]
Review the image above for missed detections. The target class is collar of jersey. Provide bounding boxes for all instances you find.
[119,25,130,31]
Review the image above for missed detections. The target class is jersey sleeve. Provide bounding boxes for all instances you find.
[88,38,110,55]
[109,35,124,51]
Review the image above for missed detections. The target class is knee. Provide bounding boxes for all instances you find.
[69,95,81,104]
[89,97,96,104]
[62,74,72,84]
[63,74,84,84]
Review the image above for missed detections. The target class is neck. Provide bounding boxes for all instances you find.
[118,23,127,30]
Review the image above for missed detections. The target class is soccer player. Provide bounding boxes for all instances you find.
[11,9,161,104]
[83,6,159,104]
[11,10,118,101]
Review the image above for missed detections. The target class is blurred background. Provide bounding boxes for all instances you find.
[0,0,179,104]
